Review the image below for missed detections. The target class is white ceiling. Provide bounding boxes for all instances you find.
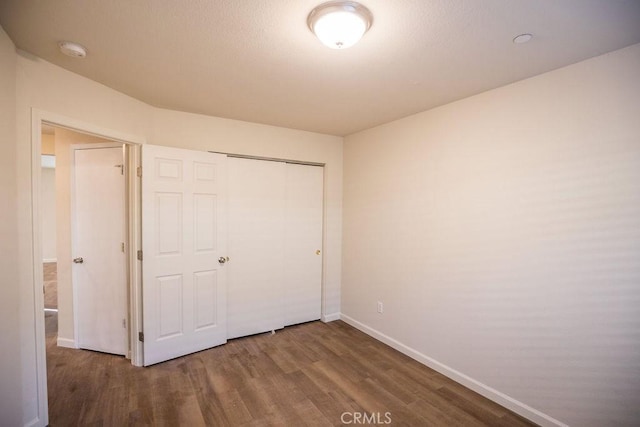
[1,0,640,136]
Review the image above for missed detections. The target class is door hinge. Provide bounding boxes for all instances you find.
[136,166,142,177]
[121,242,125,252]
[138,332,144,342]
[137,250,143,261]
[122,318,126,328]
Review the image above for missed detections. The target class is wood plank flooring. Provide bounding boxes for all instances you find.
[45,313,536,426]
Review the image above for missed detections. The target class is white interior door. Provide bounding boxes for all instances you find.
[284,164,324,326]
[227,158,286,339]
[73,145,127,356]
[142,144,227,366]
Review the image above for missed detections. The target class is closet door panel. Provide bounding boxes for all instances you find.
[227,158,286,339]
[284,164,324,326]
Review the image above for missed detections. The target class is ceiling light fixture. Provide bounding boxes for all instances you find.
[58,41,87,58]
[307,1,373,49]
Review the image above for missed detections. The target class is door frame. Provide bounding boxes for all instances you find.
[30,109,145,426]
[70,142,129,354]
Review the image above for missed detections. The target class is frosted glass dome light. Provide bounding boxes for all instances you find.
[308,1,373,49]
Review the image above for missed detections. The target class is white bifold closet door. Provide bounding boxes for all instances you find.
[283,163,324,326]
[227,158,286,339]
[227,158,323,339]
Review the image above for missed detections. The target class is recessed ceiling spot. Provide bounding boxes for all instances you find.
[58,41,87,58]
[513,33,533,44]
[308,1,373,49]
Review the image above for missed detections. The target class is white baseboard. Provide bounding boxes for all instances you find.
[339,313,567,427]
[42,258,57,263]
[24,415,46,427]
[56,337,77,349]
[321,312,340,322]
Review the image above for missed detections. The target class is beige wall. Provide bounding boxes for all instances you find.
[41,131,57,263]
[0,24,22,427]
[14,46,342,424]
[41,133,55,155]
[342,43,640,427]
[54,129,115,345]
[40,166,56,262]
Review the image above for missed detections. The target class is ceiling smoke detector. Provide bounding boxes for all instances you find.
[308,1,373,49]
[58,41,87,58]
[513,33,533,44]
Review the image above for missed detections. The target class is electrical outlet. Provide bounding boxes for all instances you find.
[377,301,384,314]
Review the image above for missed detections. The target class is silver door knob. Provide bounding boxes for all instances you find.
[218,256,227,264]
[73,257,84,264]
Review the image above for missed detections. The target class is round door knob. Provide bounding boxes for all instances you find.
[218,256,226,264]
[73,257,84,264]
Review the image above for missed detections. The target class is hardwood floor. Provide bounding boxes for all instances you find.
[43,252,534,425]
[45,313,536,426]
